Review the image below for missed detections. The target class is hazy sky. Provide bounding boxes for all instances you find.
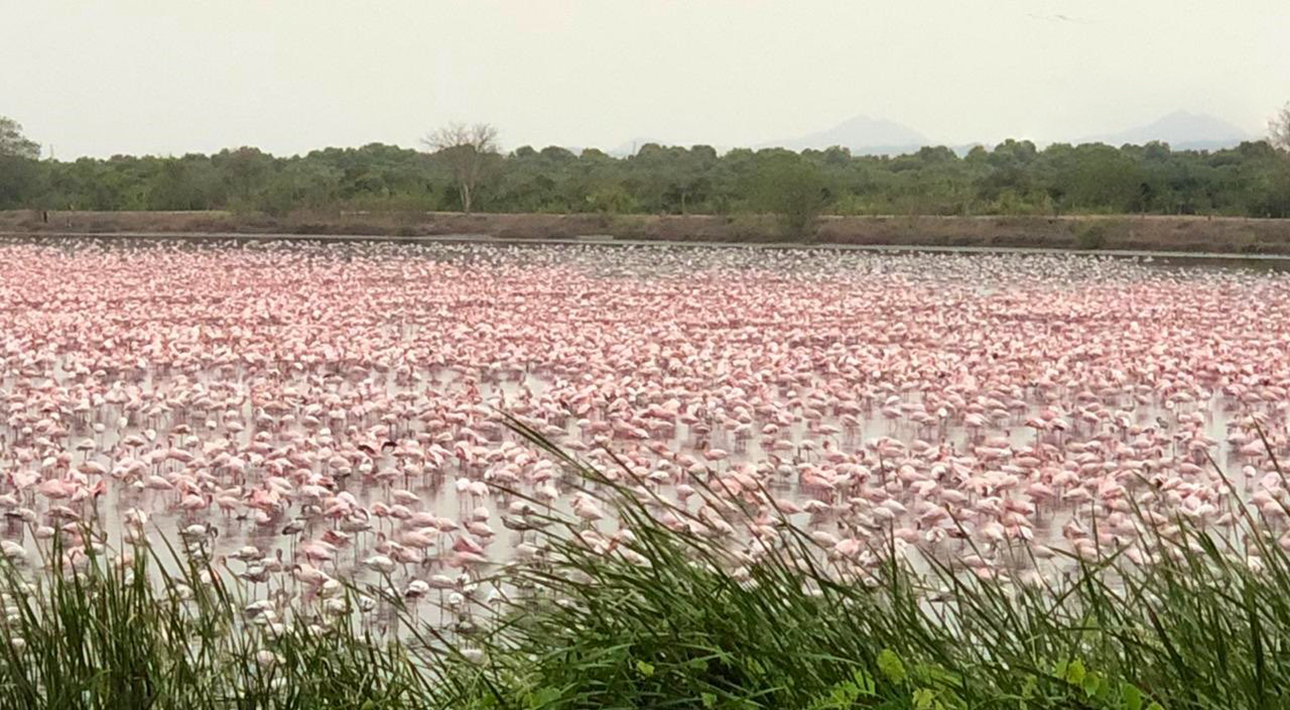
[4,0,1288,158]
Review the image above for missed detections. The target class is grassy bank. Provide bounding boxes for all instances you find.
[4,209,1290,254]
[2,428,1289,708]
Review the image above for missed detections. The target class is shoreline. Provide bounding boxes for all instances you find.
[4,209,1290,256]
[6,229,1290,263]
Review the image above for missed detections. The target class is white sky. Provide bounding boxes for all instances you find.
[3,0,1287,158]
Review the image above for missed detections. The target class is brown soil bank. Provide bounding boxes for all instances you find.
[4,210,1290,255]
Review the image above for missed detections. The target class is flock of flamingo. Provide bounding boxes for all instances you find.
[1,238,1288,627]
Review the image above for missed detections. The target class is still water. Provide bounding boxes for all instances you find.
[1,237,1287,626]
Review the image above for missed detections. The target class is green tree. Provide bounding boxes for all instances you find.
[1067,144,1145,213]
[213,147,276,209]
[0,116,41,208]
[146,157,221,211]
[977,139,1040,209]
[12,122,1290,221]
[752,154,831,239]
[257,161,342,216]
[0,116,39,159]
[0,156,40,208]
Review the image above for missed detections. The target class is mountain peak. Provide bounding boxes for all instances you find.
[760,114,929,155]
[1084,111,1252,150]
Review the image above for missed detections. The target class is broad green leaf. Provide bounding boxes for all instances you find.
[878,649,907,684]
[1065,659,1086,685]
[1121,684,1144,710]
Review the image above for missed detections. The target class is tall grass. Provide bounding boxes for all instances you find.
[0,531,458,709]
[2,424,1289,708]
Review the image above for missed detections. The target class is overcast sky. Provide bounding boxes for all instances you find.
[3,0,1288,158]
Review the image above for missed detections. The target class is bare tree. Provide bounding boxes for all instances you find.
[422,122,498,214]
[1271,103,1290,153]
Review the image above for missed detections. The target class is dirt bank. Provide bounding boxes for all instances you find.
[4,210,1290,254]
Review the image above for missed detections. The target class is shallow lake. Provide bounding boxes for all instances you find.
[1,237,1287,627]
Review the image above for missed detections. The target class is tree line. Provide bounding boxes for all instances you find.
[3,116,1290,230]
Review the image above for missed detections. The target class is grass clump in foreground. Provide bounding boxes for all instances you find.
[0,534,447,709]
[1,424,1290,709]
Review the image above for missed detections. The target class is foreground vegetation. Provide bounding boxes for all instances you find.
[4,115,1290,233]
[2,429,1290,708]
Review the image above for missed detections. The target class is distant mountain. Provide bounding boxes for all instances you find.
[760,114,930,155]
[1081,110,1253,150]
[600,110,1255,160]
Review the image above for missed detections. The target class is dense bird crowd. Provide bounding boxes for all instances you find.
[1,239,1288,629]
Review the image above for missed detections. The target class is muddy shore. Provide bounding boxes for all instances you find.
[4,210,1290,254]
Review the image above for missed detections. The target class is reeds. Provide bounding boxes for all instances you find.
[0,532,451,709]
[2,427,1288,708]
